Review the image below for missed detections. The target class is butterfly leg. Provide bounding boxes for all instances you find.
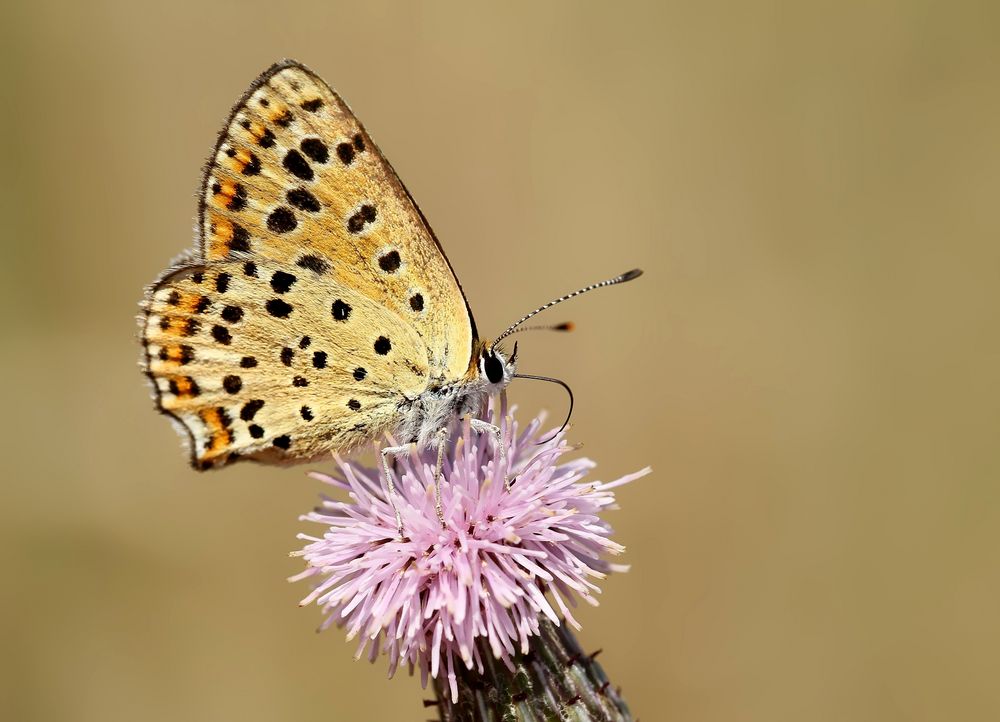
[380,444,411,539]
[431,427,450,529]
[469,418,511,489]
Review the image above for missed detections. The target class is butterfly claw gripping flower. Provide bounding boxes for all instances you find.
[291,404,649,703]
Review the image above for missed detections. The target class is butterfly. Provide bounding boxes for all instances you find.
[141,60,641,534]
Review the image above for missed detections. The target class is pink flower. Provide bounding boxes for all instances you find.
[290,400,649,702]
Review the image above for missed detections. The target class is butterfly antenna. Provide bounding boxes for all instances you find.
[492,269,642,349]
[512,373,574,444]
[505,321,575,336]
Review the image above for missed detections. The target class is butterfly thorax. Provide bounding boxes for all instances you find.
[397,382,485,448]
[396,344,515,448]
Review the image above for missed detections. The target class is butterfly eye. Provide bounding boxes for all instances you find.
[483,353,504,384]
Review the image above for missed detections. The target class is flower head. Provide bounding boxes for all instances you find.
[291,400,649,701]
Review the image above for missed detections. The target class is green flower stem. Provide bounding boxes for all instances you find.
[432,619,632,722]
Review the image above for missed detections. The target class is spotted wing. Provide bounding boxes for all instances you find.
[197,60,475,380]
[142,260,428,468]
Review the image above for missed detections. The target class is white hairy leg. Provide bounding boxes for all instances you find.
[380,444,411,539]
[469,417,511,489]
[431,427,450,528]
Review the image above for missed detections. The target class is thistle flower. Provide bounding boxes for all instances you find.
[291,401,649,707]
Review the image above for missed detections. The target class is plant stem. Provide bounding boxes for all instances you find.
[431,619,633,722]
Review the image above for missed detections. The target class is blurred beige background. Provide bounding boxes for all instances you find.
[3,1,999,720]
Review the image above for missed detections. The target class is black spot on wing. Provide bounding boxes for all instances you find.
[258,128,276,148]
[347,204,377,234]
[270,270,297,293]
[300,138,328,163]
[336,142,355,165]
[378,250,401,273]
[283,149,313,181]
[229,224,251,253]
[297,255,329,274]
[267,207,297,233]
[212,325,232,345]
[168,377,200,397]
[241,399,264,421]
[242,152,261,175]
[158,345,194,365]
[230,184,247,211]
[266,299,293,318]
[287,188,320,212]
[331,299,351,321]
[214,182,247,212]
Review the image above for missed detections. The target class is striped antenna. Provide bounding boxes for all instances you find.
[504,321,575,337]
[492,269,642,349]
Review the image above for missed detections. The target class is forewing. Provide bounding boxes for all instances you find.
[142,260,428,468]
[198,60,475,379]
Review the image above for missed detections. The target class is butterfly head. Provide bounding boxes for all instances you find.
[477,342,517,390]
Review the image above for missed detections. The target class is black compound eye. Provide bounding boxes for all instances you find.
[483,353,504,384]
